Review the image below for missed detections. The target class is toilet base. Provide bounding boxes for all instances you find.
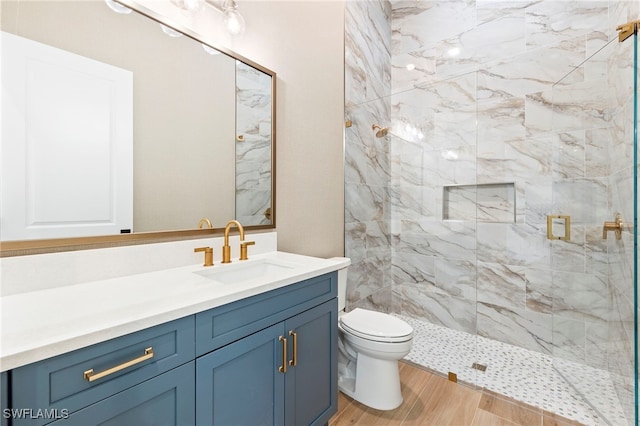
[338,351,403,411]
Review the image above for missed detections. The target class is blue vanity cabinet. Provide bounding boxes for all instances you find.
[9,316,195,426]
[195,272,338,426]
[5,271,339,426]
[48,362,195,426]
[196,323,286,425]
[283,299,338,426]
[1,372,8,426]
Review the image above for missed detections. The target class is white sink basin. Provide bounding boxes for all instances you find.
[194,258,301,284]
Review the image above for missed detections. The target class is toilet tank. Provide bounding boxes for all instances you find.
[328,257,349,311]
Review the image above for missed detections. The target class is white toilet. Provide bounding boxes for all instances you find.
[333,260,414,411]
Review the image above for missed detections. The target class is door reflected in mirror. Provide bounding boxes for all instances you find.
[0,0,275,247]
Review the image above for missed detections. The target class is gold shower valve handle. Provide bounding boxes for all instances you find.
[603,213,625,240]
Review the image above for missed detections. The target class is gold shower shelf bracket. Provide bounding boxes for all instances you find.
[547,215,570,241]
[616,20,639,43]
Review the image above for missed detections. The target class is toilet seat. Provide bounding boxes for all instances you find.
[340,308,413,343]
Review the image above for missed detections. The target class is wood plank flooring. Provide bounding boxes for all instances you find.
[329,361,585,426]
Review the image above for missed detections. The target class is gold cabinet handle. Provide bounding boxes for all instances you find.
[83,347,154,382]
[278,336,287,374]
[288,331,297,367]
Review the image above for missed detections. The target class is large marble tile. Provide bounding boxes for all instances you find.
[392,251,436,287]
[477,261,527,312]
[434,258,477,300]
[551,78,616,133]
[524,267,553,314]
[391,47,436,92]
[391,0,476,55]
[477,96,526,147]
[434,9,525,79]
[550,224,585,274]
[478,37,585,101]
[345,182,389,223]
[345,0,391,106]
[393,283,477,334]
[524,1,608,50]
[396,219,477,261]
[552,271,609,323]
[477,222,551,268]
[477,301,553,354]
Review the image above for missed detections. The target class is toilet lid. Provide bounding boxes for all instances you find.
[340,308,413,342]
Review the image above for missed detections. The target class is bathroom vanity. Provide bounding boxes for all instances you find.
[0,252,347,426]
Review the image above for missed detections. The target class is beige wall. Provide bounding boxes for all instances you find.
[134,0,346,257]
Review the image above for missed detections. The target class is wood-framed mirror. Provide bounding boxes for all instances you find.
[0,0,276,256]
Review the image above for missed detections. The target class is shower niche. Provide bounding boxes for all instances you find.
[443,182,516,223]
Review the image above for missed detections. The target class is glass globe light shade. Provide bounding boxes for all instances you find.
[222,0,245,36]
[105,0,132,14]
[183,0,204,13]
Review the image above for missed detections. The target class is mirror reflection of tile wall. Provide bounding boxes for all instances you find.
[235,61,273,226]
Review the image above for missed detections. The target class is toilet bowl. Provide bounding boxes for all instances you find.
[330,258,414,411]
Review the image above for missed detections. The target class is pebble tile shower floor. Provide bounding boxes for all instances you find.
[393,314,628,426]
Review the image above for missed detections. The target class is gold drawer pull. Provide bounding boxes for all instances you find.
[278,336,287,374]
[288,331,297,367]
[83,347,154,382]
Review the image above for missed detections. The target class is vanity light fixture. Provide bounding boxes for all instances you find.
[202,43,222,55]
[220,0,245,37]
[172,0,246,37]
[160,24,183,38]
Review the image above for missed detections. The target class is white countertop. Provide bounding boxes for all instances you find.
[0,251,349,372]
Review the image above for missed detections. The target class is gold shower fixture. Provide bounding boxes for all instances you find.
[372,124,389,138]
[617,20,639,43]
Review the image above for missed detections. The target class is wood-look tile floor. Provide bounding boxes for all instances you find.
[329,361,585,426]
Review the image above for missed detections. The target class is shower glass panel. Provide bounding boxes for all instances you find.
[547,24,638,425]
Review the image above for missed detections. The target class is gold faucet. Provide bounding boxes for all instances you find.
[198,218,213,229]
[222,220,245,263]
[194,246,214,267]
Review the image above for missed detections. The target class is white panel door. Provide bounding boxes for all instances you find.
[1,31,133,241]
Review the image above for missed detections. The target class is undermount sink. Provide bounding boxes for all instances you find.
[194,258,300,284]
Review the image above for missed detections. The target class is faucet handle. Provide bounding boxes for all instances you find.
[194,246,214,267]
[239,241,255,261]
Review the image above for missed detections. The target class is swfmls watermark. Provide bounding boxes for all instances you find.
[3,408,70,420]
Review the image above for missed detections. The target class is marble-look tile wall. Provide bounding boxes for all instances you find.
[345,0,638,422]
[344,0,394,311]
[235,61,272,225]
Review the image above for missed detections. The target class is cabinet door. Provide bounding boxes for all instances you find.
[196,323,285,426]
[49,362,194,425]
[284,299,338,426]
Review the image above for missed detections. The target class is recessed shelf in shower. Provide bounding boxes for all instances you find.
[443,182,516,223]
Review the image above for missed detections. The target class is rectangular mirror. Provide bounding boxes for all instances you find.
[0,0,275,254]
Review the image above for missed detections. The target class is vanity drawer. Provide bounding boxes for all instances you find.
[196,272,337,356]
[11,316,195,425]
